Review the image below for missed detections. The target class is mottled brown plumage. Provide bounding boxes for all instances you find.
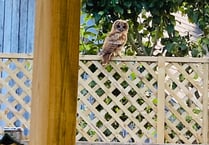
[100,20,129,65]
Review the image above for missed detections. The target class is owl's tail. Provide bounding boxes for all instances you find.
[100,52,113,66]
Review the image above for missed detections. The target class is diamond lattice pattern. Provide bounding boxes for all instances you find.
[77,56,208,144]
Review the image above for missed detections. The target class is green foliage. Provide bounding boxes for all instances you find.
[81,0,209,57]
[80,13,105,55]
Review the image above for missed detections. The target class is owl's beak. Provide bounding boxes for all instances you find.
[119,28,124,32]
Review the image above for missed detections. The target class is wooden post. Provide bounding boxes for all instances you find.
[157,57,165,143]
[30,0,80,145]
[202,63,208,143]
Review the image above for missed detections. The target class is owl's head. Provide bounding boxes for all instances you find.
[112,19,129,33]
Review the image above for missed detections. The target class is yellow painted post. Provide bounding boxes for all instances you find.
[30,0,80,145]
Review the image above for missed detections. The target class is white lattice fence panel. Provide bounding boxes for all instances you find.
[164,62,208,143]
[0,54,207,143]
[0,55,33,140]
[77,55,209,144]
[78,60,158,143]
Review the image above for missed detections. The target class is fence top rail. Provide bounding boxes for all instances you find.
[77,142,206,145]
[0,53,33,59]
[79,55,209,63]
[0,54,208,63]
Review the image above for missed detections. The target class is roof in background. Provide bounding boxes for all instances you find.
[174,13,203,41]
[154,12,204,55]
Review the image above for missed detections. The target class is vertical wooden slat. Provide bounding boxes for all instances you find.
[0,0,4,52]
[0,0,35,53]
[11,0,20,53]
[26,0,35,54]
[202,63,208,143]
[30,0,80,145]
[3,0,12,53]
[157,56,165,143]
[18,0,28,53]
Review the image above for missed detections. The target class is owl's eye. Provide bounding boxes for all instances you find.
[123,25,126,29]
[116,25,121,29]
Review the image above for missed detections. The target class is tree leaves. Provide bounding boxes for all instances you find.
[81,0,208,57]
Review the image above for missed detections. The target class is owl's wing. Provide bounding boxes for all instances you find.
[102,33,125,54]
[100,32,127,65]
[100,36,121,65]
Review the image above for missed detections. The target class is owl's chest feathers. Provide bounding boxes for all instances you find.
[108,32,127,46]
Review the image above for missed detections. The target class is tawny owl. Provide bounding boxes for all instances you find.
[100,19,129,65]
